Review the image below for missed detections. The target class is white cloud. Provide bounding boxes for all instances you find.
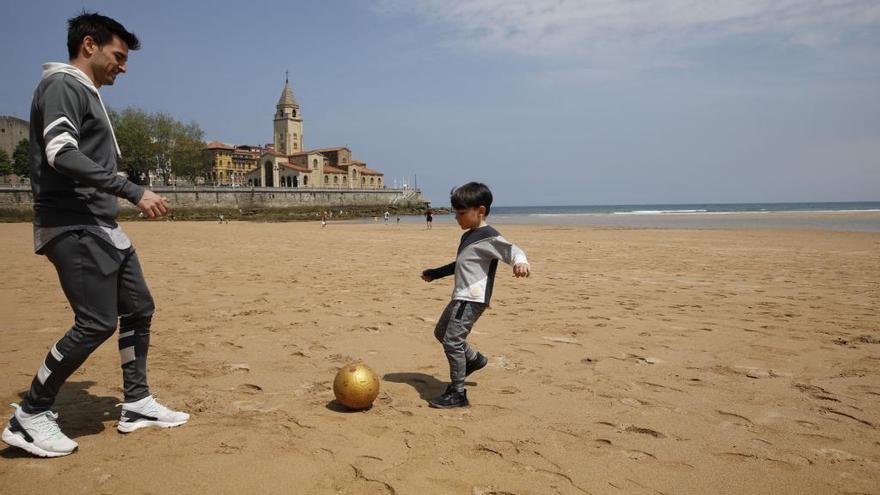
[374,0,880,56]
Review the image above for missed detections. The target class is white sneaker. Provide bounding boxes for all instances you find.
[117,396,189,433]
[1,403,78,457]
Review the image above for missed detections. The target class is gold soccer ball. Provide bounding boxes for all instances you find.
[333,363,380,410]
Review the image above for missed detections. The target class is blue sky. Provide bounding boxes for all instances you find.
[2,0,878,205]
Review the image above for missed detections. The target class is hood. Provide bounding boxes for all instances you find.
[41,63,121,158]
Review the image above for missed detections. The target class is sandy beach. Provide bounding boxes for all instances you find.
[0,219,878,494]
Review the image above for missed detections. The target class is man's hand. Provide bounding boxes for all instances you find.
[136,190,170,219]
[513,262,530,278]
[421,273,433,282]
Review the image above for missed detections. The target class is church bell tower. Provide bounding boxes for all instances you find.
[274,72,303,155]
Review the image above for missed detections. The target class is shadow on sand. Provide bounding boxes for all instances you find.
[1,380,120,458]
[325,400,374,413]
[382,372,476,401]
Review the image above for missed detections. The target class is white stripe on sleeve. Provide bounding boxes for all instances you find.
[43,116,76,137]
[45,132,79,167]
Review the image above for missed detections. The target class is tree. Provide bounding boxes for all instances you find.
[151,112,176,185]
[169,120,207,183]
[0,149,11,176]
[109,107,206,185]
[12,138,30,178]
[109,108,155,184]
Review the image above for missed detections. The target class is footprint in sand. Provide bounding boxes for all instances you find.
[494,355,519,371]
[237,383,263,394]
[623,425,666,438]
[222,363,251,373]
[716,410,753,427]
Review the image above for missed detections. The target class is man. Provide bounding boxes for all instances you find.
[1,12,189,458]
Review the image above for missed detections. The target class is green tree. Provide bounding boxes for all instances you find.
[109,108,155,184]
[0,149,11,176]
[151,112,176,185]
[169,120,207,183]
[110,108,207,185]
[12,138,30,178]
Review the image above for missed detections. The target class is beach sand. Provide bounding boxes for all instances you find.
[1,220,878,494]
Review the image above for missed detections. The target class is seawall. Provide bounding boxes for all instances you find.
[0,186,429,221]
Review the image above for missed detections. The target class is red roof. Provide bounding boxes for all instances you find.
[324,165,345,173]
[205,140,234,150]
[360,166,383,176]
[309,146,350,153]
[281,163,310,172]
[287,146,351,157]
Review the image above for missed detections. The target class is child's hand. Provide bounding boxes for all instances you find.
[513,262,530,278]
[421,273,433,282]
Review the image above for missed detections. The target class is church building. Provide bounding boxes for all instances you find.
[245,78,384,189]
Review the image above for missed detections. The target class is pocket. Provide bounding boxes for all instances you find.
[454,301,468,319]
[79,231,123,276]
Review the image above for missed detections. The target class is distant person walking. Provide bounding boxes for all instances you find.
[2,11,188,458]
[425,208,433,229]
[384,211,390,224]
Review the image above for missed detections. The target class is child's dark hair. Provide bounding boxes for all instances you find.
[450,182,493,216]
[67,11,140,59]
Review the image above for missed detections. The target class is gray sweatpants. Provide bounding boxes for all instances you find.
[434,300,487,392]
[22,230,154,413]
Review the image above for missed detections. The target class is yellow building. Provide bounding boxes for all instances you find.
[205,142,264,186]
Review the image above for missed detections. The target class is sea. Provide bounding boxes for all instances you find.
[376,202,880,232]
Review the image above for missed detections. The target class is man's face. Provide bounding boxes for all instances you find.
[89,35,129,87]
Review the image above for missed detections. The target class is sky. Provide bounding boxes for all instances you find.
[2,0,879,206]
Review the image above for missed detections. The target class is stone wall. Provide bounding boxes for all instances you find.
[0,116,29,157]
[0,186,427,212]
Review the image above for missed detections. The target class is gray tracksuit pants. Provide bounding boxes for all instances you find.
[434,300,487,392]
[22,230,153,413]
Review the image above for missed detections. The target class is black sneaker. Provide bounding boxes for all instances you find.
[465,353,489,377]
[429,386,469,409]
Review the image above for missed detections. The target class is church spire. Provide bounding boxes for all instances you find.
[274,73,303,155]
[277,73,298,108]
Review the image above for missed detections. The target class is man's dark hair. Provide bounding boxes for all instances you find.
[450,182,493,216]
[67,11,140,59]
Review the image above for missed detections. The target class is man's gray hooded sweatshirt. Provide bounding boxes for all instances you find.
[30,63,144,253]
[423,225,528,305]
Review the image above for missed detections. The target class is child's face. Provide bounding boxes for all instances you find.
[454,206,486,230]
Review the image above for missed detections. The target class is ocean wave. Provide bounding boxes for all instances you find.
[522,212,603,217]
[612,209,709,215]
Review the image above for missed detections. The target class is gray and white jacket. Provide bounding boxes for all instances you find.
[29,63,144,252]
[423,225,529,305]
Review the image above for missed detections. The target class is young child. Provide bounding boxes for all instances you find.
[421,182,530,408]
